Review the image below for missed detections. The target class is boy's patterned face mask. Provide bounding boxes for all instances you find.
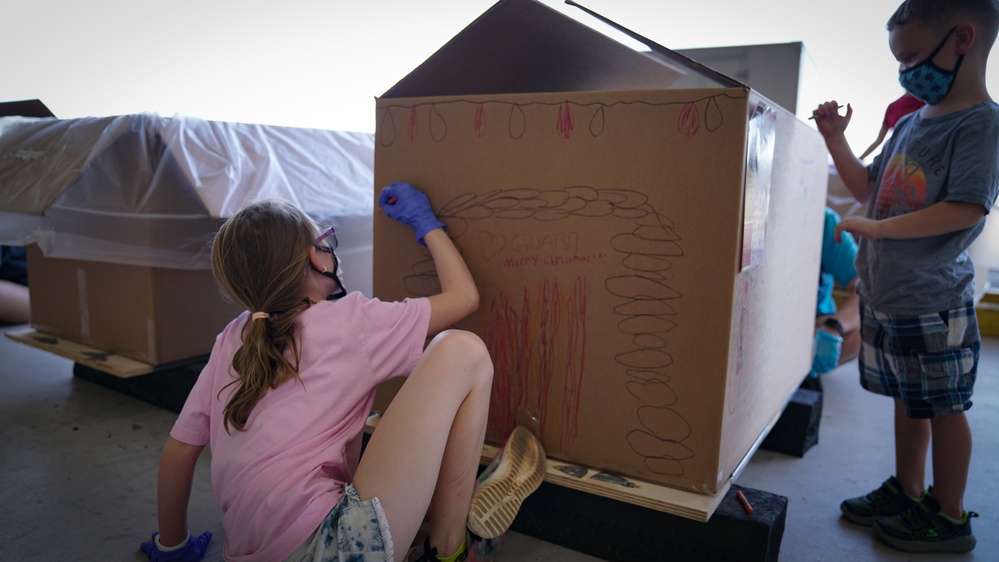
[898,26,963,105]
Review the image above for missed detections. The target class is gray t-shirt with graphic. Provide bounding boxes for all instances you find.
[860,102,999,315]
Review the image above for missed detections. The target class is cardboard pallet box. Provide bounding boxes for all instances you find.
[23,244,238,366]
[1,113,375,366]
[373,0,829,495]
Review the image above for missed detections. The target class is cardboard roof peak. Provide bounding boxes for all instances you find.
[381,0,743,100]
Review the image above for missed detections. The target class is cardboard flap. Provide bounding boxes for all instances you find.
[382,0,688,98]
[0,99,55,118]
[565,1,744,89]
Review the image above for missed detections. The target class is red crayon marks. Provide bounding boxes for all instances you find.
[556,101,574,139]
[678,102,700,139]
[474,103,487,137]
[485,277,586,450]
[407,105,418,142]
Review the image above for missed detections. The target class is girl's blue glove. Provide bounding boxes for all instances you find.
[811,329,843,375]
[140,531,212,562]
[379,182,446,246]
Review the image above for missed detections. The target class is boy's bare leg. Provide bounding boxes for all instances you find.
[930,412,972,520]
[893,398,929,498]
[353,330,492,561]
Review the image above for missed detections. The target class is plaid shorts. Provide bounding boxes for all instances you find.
[285,483,394,562]
[858,299,979,419]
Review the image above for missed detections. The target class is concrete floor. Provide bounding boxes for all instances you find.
[1,322,996,561]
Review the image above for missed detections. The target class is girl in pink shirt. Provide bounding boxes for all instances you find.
[140,183,507,562]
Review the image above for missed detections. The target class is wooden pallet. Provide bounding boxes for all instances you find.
[5,328,154,378]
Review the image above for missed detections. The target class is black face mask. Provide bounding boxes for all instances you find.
[312,246,347,301]
[312,227,347,301]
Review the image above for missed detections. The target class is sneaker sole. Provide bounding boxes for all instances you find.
[466,426,546,539]
[874,523,977,554]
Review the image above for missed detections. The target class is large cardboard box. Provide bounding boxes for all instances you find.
[1,113,375,365]
[373,0,828,494]
[25,244,238,365]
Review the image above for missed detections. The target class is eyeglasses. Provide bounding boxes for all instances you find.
[312,226,347,300]
[314,227,338,254]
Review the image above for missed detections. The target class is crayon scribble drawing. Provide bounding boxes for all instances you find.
[399,186,688,476]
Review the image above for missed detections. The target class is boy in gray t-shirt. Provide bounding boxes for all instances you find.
[811,0,999,555]
[858,103,999,315]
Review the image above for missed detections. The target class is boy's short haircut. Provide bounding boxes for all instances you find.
[888,0,999,47]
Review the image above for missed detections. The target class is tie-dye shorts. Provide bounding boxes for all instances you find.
[285,483,394,562]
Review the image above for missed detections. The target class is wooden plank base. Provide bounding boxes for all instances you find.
[480,440,727,522]
[6,329,155,378]
[6,329,208,413]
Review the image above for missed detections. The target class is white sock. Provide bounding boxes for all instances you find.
[155,532,191,551]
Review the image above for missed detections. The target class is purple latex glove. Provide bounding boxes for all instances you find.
[379,182,446,245]
[140,531,212,562]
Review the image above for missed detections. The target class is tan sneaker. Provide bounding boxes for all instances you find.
[466,426,547,539]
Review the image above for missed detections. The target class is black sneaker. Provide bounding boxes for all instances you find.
[840,475,921,525]
[874,493,978,553]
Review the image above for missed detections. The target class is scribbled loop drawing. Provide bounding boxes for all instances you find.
[397,186,690,477]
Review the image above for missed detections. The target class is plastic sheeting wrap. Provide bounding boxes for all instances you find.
[0,113,375,295]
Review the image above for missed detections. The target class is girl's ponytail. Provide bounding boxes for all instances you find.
[210,199,319,433]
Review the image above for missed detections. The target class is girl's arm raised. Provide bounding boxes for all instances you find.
[423,228,479,333]
[378,182,480,334]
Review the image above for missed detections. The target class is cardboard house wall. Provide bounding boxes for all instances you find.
[372,0,829,494]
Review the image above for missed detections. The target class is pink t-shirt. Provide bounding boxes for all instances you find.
[170,293,431,562]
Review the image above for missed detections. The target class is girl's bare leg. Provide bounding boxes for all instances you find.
[0,280,29,325]
[354,329,493,561]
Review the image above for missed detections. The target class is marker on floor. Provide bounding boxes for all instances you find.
[737,490,754,514]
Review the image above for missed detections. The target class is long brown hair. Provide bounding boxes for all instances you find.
[210,199,317,433]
